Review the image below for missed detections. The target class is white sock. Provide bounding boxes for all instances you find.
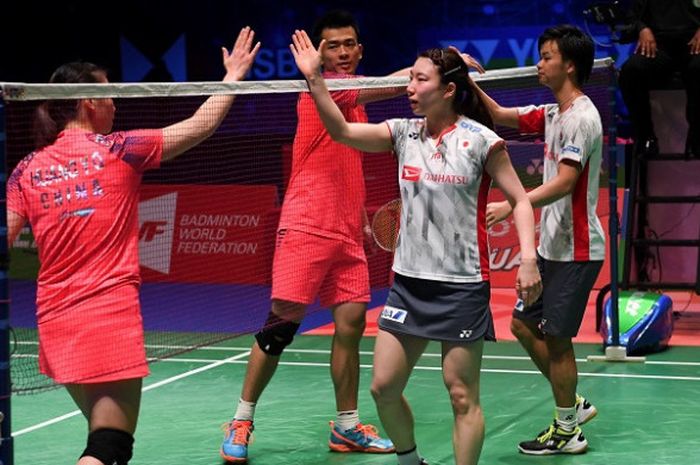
[397,446,422,465]
[335,409,360,431]
[234,398,257,421]
[555,405,577,433]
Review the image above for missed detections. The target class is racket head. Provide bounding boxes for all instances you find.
[371,198,401,252]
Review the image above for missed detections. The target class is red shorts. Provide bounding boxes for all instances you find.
[272,229,370,307]
[38,284,149,384]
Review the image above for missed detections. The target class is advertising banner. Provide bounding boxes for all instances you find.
[139,184,279,285]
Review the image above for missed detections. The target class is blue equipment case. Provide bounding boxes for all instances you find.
[600,291,674,355]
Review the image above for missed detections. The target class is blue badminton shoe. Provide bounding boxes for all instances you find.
[220,419,254,463]
[329,421,395,453]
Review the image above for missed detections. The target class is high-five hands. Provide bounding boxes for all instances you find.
[223,26,261,81]
[290,30,324,80]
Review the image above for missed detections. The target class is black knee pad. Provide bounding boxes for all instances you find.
[81,428,134,465]
[255,312,300,356]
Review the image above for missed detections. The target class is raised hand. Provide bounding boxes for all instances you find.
[290,29,323,80]
[223,26,261,82]
[448,46,486,74]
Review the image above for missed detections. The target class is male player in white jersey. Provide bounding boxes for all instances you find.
[459,24,604,455]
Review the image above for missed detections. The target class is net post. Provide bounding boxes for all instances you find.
[0,92,15,464]
[587,62,645,363]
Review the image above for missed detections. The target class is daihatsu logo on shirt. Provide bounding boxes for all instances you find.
[423,173,467,184]
[401,165,422,182]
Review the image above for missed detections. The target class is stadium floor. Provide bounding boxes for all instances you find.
[10,283,700,464]
[13,334,700,465]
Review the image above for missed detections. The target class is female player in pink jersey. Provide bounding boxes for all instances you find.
[291,30,542,465]
[6,27,259,465]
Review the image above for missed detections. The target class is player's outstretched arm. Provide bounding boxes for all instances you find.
[161,26,261,161]
[448,46,519,129]
[290,29,392,153]
[486,159,581,228]
[486,147,542,306]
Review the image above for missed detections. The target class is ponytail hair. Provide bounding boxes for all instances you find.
[418,48,493,129]
[34,62,106,149]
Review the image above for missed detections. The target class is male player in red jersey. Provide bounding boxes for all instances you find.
[6,27,259,465]
[220,10,406,464]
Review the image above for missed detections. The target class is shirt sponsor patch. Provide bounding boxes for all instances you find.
[401,165,422,182]
[460,121,482,132]
[562,144,581,154]
[381,305,408,324]
[423,173,467,185]
[514,299,525,312]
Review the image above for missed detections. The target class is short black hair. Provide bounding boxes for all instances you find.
[538,24,594,85]
[49,61,105,84]
[311,9,360,47]
[34,62,107,148]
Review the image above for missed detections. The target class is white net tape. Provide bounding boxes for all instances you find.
[1,58,613,100]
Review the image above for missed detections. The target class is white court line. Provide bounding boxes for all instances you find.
[13,410,83,437]
[14,349,700,437]
[13,350,251,437]
[16,343,700,366]
[160,357,700,382]
[645,360,700,366]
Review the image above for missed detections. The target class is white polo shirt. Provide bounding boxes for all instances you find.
[386,116,505,283]
[517,95,605,262]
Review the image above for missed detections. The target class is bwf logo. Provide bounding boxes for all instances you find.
[138,192,177,274]
[139,221,168,242]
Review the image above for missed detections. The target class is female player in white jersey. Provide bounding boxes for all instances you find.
[290,30,542,465]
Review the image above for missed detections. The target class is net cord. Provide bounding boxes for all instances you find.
[0,58,613,101]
